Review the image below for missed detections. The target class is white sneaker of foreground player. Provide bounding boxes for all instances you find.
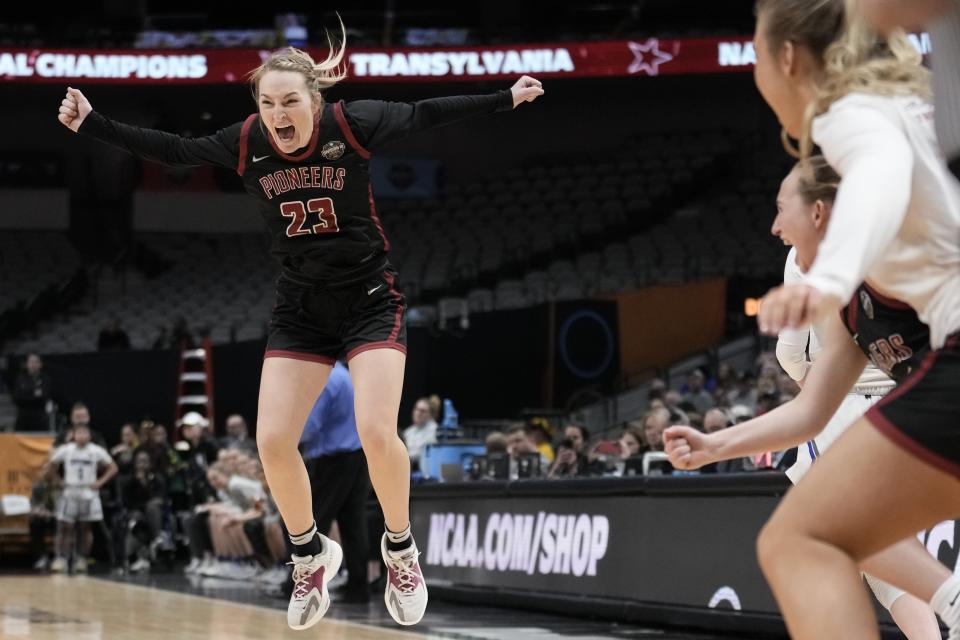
[381,534,428,626]
[286,533,342,630]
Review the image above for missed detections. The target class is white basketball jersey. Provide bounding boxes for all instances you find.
[49,442,112,487]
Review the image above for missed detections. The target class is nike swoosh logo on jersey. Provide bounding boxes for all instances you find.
[367,284,383,295]
[252,155,269,162]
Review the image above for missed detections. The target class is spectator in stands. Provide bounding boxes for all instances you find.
[698,409,753,474]
[175,412,220,506]
[138,424,188,512]
[190,461,265,579]
[642,407,671,452]
[110,423,139,477]
[119,450,167,572]
[548,424,591,479]
[703,408,730,435]
[619,422,646,459]
[29,464,61,571]
[427,394,443,423]
[300,362,371,603]
[402,398,438,471]
[137,419,155,447]
[506,423,548,475]
[662,390,690,426]
[715,363,736,397]
[506,424,538,457]
[97,319,131,351]
[647,378,667,403]
[59,402,107,448]
[177,412,220,466]
[484,431,508,454]
[221,414,257,455]
[13,353,53,432]
[137,424,177,476]
[682,369,715,414]
[46,423,118,574]
[525,418,555,463]
[727,373,759,412]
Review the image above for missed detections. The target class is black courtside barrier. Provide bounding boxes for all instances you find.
[410,473,959,638]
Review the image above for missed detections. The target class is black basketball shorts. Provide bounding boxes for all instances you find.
[265,268,407,365]
[866,331,960,478]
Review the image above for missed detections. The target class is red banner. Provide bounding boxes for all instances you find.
[0,38,754,85]
[0,33,930,85]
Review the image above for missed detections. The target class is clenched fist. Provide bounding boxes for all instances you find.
[58,87,92,132]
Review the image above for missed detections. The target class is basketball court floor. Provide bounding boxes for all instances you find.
[0,574,771,640]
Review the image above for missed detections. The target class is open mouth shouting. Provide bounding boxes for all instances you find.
[276,124,296,145]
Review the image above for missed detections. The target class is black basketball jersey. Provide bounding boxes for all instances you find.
[236,101,387,285]
[78,89,513,286]
[840,282,931,383]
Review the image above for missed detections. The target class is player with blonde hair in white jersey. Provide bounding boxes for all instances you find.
[778,157,939,637]
[46,422,118,574]
[665,156,945,639]
[665,0,960,638]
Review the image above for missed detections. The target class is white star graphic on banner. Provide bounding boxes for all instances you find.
[627,39,674,76]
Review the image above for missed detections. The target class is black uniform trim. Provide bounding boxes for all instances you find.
[866,333,960,478]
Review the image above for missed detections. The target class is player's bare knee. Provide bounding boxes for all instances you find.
[756,519,791,574]
[256,427,296,461]
[356,421,393,454]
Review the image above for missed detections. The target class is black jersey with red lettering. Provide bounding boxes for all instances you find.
[78,90,513,285]
[236,101,386,284]
[841,281,931,382]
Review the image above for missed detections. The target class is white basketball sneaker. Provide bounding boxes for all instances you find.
[286,533,342,630]
[381,534,428,626]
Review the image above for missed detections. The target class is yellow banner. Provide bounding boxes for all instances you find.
[0,433,54,497]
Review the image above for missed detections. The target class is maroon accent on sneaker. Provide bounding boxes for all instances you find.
[387,557,423,593]
[293,565,326,600]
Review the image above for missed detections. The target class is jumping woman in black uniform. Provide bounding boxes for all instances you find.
[58,26,544,630]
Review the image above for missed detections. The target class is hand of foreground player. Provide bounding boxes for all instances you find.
[58,87,92,132]
[510,75,544,108]
[758,283,822,335]
[663,425,718,470]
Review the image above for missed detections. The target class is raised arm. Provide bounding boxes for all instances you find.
[342,76,544,151]
[665,312,868,470]
[59,87,241,169]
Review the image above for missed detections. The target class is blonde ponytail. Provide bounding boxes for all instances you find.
[247,15,348,105]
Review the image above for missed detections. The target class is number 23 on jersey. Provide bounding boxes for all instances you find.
[280,198,340,237]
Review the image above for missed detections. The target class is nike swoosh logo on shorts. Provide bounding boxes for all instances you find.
[252,155,269,162]
[367,284,383,295]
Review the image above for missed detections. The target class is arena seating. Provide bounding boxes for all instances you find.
[3,129,798,355]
